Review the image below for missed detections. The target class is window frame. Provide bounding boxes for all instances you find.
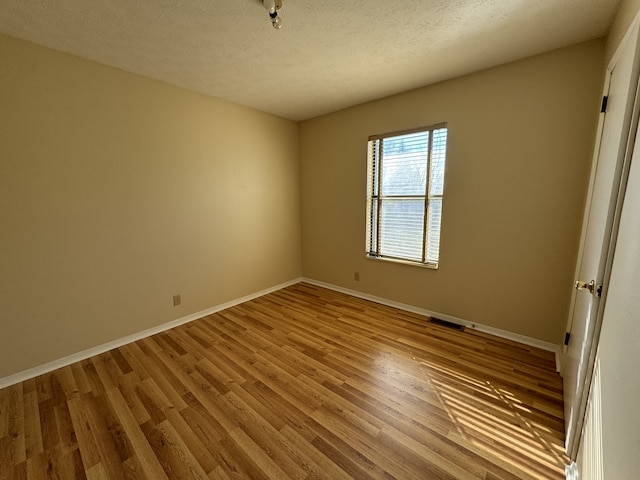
[365,123,447,269]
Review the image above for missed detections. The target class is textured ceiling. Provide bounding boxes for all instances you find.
[0,0,622,120]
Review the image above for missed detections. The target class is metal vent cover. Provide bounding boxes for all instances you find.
[429,317,465,331]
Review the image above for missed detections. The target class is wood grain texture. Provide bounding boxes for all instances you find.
[0,283,567,479]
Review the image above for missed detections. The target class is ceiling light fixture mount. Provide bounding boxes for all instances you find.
[263,0,283,30]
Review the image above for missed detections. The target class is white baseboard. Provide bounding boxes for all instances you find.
[301,277,562,369]
[0,277,302,389]
[1,275,562,389]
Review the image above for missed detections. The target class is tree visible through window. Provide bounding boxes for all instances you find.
[365,124,447,268]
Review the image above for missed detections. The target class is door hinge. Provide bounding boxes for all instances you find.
[564,332,571,346]
[601,95,608,113]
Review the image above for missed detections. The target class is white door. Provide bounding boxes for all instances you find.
[563,22,640,459]
[595,105,640,480]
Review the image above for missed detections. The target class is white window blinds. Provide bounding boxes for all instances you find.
[366,124,447,268]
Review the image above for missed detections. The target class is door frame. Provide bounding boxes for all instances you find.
[563,15,640,460]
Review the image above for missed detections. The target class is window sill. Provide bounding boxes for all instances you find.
[365,254,439,270]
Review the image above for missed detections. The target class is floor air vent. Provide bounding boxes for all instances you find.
[429,317,465,331]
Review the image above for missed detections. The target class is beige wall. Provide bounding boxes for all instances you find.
[0,29,612,379]
[300,40,605,344]
[0,35,301,378]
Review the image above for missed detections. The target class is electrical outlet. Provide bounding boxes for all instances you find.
[173,294,181,306]
[354,272,360,281]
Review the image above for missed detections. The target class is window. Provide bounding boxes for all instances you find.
[365,124,447,268]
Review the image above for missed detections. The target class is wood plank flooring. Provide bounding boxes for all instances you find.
[0,282,567,479]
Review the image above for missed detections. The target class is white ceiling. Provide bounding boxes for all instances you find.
[0,0,622,121]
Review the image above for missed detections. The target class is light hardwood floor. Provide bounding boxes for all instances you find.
[0,282,567,479]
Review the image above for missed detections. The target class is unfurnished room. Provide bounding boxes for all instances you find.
[2,1,640,479]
